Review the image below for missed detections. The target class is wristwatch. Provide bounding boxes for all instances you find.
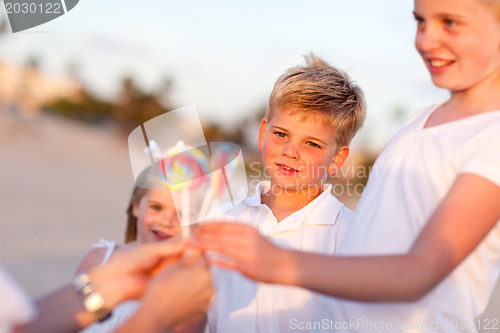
[73,272,112,322]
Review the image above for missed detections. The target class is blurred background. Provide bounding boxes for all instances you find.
[0,0,498,328]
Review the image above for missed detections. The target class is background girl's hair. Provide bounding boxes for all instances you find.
[124,185,148,243]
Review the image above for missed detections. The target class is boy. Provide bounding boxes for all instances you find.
[207,54,365,332]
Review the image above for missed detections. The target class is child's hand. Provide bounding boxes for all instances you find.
[196,222,293,284]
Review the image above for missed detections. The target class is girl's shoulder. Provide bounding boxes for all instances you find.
[74,240,120,276]
[74,247,109,276]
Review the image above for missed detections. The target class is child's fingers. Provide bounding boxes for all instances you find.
[207,257,239,271]
[196,232,255,258]
[139,237,188,261]
[199,221,255,235]
[180,246,205,266]
[196,222,278,280]
[112,237,189,274]
[141,236,189,260]
[147,237,200,274]
[197,223,259,247]
[200,237,264,271]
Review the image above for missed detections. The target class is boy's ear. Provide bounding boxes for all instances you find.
[258,118,268,152]
[328,146,349,176]
[132,202,139,218]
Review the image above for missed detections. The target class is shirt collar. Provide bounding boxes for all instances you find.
[244,181,344,226]
[243,181,270,206]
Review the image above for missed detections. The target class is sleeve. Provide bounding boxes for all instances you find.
[91,239,118,265]
[0,264,36,333]
[459,127,500,188]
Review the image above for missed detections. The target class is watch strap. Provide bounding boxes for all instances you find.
[73,272,112,322]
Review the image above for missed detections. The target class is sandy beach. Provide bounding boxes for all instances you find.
[1,108,499,332]
[0,107,132,298]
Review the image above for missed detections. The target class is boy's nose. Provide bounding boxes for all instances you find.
[282,143,299,159]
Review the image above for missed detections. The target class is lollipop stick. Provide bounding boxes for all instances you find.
[182,188,190,238]
[197,187,214,222]
[221,165,234,202]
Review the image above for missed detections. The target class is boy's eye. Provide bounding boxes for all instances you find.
[443,18,454,27]
[307,141,321,149]
[274,131,287,138]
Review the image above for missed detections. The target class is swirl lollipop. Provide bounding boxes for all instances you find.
[159,141,209,236]
[197,142,240,221]
[160,142,209,190]
[211,143,237,197]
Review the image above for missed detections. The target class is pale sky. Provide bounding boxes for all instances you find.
[0,0,449,149]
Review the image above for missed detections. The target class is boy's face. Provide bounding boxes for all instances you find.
[259,108,348,193]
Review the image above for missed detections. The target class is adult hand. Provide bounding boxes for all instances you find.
[137,251,214,330]
[89,237,188,308]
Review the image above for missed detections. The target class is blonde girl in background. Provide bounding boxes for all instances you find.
[76,145,209,333]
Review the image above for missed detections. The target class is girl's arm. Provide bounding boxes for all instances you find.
[199,173,500,302]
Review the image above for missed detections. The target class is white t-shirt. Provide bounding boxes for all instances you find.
[208,181,353,333]
[0,264,36,333]
[333,105,500,332]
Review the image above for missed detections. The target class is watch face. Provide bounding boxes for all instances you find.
[73,273,111,321]
[84,293,105,312]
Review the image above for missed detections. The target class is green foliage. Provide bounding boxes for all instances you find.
[45,76,174,133]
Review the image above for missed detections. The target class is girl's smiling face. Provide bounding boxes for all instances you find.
[133,188,181,243]
[414,0,500,94]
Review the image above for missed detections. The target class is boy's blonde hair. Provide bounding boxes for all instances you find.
[481,0,500,17]
[266,54,365,147]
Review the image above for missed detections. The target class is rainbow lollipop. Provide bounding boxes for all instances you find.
[197,142,240,221]
[159,141,209,236]
[211,143,237,198]
[160,142,209,190]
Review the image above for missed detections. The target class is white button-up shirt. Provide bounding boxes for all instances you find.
[208,181,353,333]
